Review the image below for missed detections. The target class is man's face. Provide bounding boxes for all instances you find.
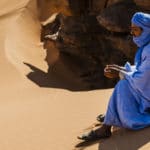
[130,23,143,37]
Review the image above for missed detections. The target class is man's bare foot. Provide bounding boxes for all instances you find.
[94,124,111,137]
[78,124,111,141]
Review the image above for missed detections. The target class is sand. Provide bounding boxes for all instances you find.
[0,0,150,150]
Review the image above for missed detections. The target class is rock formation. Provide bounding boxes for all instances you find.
[39,0,150,90]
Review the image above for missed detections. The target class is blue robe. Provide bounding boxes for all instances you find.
[104,43,150,130]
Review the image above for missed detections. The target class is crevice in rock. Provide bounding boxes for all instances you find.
[68,0,94,15]
[104,0,109,8]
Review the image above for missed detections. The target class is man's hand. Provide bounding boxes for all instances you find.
[104,65,119,79]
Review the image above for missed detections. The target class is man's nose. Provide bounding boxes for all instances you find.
[130,30,135,36]
[130,30,133,35]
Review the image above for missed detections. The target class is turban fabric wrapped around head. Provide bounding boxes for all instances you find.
[131,12,150,47]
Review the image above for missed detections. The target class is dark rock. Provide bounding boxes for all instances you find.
[103,34,137,63]
[92,0,106,12]
[37,0,71,21]
[97,1,139,32]
[134,0,150,11]
[68,0,91,15]
[107,0,130,7]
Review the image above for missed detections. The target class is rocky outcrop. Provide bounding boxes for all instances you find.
[37,0,71,21]
[134,0,150,11]
[40,0,150,90]
[97,2,138,32]
[107,0,125,7]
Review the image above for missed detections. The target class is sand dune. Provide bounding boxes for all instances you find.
[0,0,150,150]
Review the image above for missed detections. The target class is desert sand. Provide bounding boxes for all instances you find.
[0,0,150,150]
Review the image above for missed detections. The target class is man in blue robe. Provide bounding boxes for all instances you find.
[78,12,150,141]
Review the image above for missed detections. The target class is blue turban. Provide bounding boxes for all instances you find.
[131,12,150,47]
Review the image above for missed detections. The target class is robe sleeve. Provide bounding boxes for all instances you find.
[124,47,150,100]
[119,62,136,80]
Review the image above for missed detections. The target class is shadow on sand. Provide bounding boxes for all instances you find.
[75,127,150,150]
[24,62,89,91]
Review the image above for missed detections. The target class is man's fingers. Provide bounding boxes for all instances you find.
[106,64,126,71]
[104,67,111,72]
[104,71,119,78]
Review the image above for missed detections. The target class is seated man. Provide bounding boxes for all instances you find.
[78,12,150,141]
